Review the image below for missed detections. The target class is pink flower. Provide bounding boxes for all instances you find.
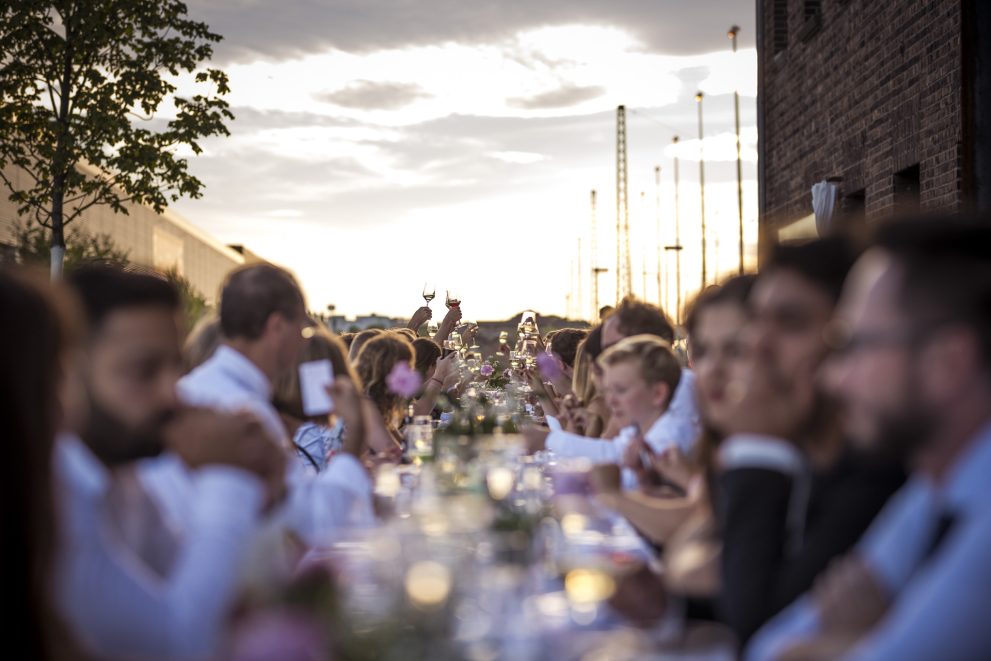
[386,361,422,398]
[536,351,563,381]
[480,363,495,377]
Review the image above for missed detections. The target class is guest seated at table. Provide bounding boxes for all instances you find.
[748,217,991,661]
[557,326,613,438]
[274,326,360,474]
[1,268,81,661]
[411,337,458,416]
[711,238,904,646]
[525,296,699,461]
[608,239,904,650]
[606,275,756,549]
[549,327,589,385]
[181,311,221,373]
[56,265,288,660]
[348,328,384,364]
[354,332,417,447]
[151,263,380,545]
[180,263,306,446]
[600,334,682,459]
[533,327,589,415]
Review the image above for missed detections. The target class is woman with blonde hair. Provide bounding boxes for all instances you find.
[348,328,384,363]
[354,333,416,444]
[559,326,615,439]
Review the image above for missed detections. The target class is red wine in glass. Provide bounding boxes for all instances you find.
[446,290,460,308]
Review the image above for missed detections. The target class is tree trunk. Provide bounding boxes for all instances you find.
[50,8,74,279]
[50,175,65,278]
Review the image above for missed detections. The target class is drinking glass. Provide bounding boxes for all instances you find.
[422,283,436,306]
[446,289,461,308]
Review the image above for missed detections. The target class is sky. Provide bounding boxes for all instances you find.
[171,0,759,322]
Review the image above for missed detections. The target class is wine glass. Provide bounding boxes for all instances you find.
[422,283,436,306]
[445,289,461,308]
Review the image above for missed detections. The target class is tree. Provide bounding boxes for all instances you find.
[162,266,210,333]
[15,219,130,266]
[16,221,210,330]
[0,1,233,276]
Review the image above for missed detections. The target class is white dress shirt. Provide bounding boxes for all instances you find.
[546,369,700,462]
[148,344,376,547]
[747,421,991,661]
[55,434,265,660]
[177,345,286,444]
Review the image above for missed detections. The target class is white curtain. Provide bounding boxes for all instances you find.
[811,180,840,236]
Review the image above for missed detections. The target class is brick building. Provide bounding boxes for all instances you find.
[756,0,991,242]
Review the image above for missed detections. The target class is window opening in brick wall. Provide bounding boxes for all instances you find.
[893,164,921,214]
[773,0,789,54]
[841,188,866,229]
[799,0,822,41]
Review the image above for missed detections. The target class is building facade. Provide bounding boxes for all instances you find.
[0,164,247,303]
[757,0,991,242]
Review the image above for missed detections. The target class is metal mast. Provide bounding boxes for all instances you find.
[729,25,745,274]
[576,237,582,322]
[672,136,684,324]
[655,166,662,309]
[696,92,707,288]
[590,189,608,320]
[616,105,631,302]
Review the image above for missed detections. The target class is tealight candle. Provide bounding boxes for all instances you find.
[405,561,452,609]
[564,568,616,605]
[486,466,515,500]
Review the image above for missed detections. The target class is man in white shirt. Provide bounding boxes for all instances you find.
[178,263,306,444]
[161,263,374,545]
[526,297,700,463]
[57,265,286,660]
[747,219,991,660]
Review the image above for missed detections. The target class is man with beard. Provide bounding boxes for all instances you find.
[748,219,991,660]
[55,265,287,660]
[712,238,905,646]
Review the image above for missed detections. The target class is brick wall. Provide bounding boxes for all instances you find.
[759,0,964,233]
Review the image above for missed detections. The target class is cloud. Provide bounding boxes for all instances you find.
[166,2,761,319]
[509,84,605,109]
[488,151,547,164]
[186,0,755,64]
[316,80,430,110]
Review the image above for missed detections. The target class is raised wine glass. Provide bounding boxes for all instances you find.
[422,283,436,306]
[445,289,461,308]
